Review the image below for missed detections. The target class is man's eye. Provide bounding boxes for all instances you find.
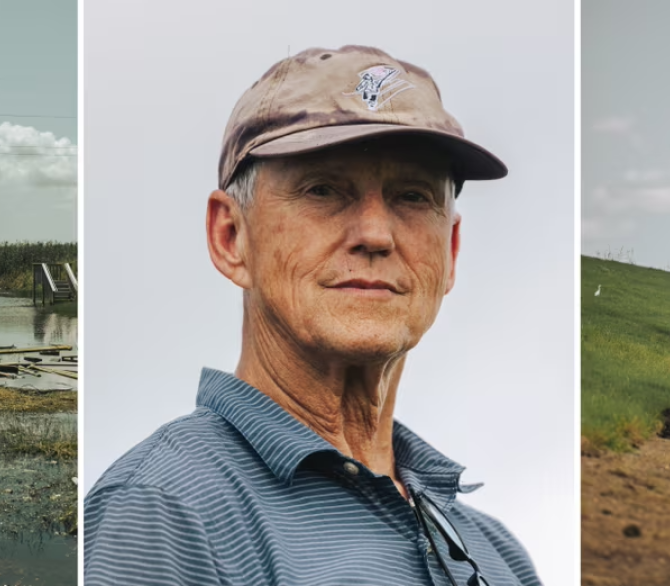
[307,185,333,197]
[400,191,429,203]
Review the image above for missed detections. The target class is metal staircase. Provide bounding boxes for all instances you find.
[33,262,78,305]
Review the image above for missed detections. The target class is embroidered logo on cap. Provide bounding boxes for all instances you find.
[344,65,415,111]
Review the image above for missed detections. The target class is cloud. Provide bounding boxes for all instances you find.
[592,116,634,134]
[582,181,670,244]
[625,187,670,213]
[582,216,635,241]
[586,182,670,215]
[623,168,666,183]
[0,122,77,188]
[591,116,644,151]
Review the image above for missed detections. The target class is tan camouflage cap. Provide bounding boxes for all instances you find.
[219,45,507,191]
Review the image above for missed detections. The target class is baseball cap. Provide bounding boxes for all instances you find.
[218,45,507,191]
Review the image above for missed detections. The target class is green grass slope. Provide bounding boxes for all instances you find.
[582,255,670,451]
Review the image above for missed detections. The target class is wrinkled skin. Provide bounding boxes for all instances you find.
[207,138,460,496]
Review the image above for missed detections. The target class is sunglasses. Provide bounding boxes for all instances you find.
[409,488,491,586]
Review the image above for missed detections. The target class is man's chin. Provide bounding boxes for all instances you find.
[309,326,416,363]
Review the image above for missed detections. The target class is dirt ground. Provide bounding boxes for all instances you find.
[582,436,670,586]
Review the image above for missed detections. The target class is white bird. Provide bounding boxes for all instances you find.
[594,285,601,297]
[72,477,78,486]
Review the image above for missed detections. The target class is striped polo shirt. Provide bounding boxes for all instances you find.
[85,368,542,586]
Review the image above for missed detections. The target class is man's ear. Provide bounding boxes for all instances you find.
[206,190,252,289]
[444,212,461,295]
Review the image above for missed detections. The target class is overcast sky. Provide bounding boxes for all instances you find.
[0,0,77,242]
[583,0,670,270]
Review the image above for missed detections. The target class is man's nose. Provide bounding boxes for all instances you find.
[347,192,395,257]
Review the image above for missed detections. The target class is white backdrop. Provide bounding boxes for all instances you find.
[83,2,575,585]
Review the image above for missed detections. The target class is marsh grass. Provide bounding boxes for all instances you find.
[582,255,670,451]
[0,387,77,459]
[0,412,77,459]
[0,387,77,413]
[0,241,77,290]
[0,378,79,573]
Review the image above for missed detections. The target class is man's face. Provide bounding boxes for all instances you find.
[240,138,461,362]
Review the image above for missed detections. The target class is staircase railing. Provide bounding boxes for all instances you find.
[32,262,77,305]
[64,262,78,295]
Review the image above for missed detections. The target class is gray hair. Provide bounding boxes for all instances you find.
[225,161,263,211]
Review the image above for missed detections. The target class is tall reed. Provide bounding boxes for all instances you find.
[0,241,77,290]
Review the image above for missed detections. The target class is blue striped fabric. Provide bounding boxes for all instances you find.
[85,368,542,586]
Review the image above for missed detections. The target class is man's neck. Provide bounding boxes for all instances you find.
[234,321,406,489]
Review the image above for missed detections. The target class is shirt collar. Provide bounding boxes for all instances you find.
[393,421,482,510]
[197,367,337,485]
[197,367,481,508]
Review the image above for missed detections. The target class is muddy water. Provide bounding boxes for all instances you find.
[0,292,77,349]
[0,416,78,585]
[0,292,77,391]
[0,530,77,585]
[0,293,77,585]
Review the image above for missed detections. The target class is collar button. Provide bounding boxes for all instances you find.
[343,461,360,476]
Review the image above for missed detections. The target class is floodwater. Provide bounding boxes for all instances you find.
[0,292,77,391]
[0,292,77,348]
[0,448,78,585]
[0,292,77,585]
[0,533,77,585]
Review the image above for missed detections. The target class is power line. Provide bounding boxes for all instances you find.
[0,113,76,119]
[1,145,77,149]
[0,153,77,157]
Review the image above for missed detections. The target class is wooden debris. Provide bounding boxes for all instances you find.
[0,361,77,369]
[0,345,73,355]
[26,365,78,380]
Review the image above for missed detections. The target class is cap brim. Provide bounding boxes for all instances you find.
[249,124,507,181]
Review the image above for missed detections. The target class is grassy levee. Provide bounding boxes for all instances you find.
[582,255,670,451]
[0,241,77,290]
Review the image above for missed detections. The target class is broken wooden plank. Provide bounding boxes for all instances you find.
[0,362,78,369]
[18,366,41,377]
[0,345,73,355]
[27,365,78,380]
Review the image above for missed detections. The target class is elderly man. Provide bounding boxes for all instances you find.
[85,46,542,586]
